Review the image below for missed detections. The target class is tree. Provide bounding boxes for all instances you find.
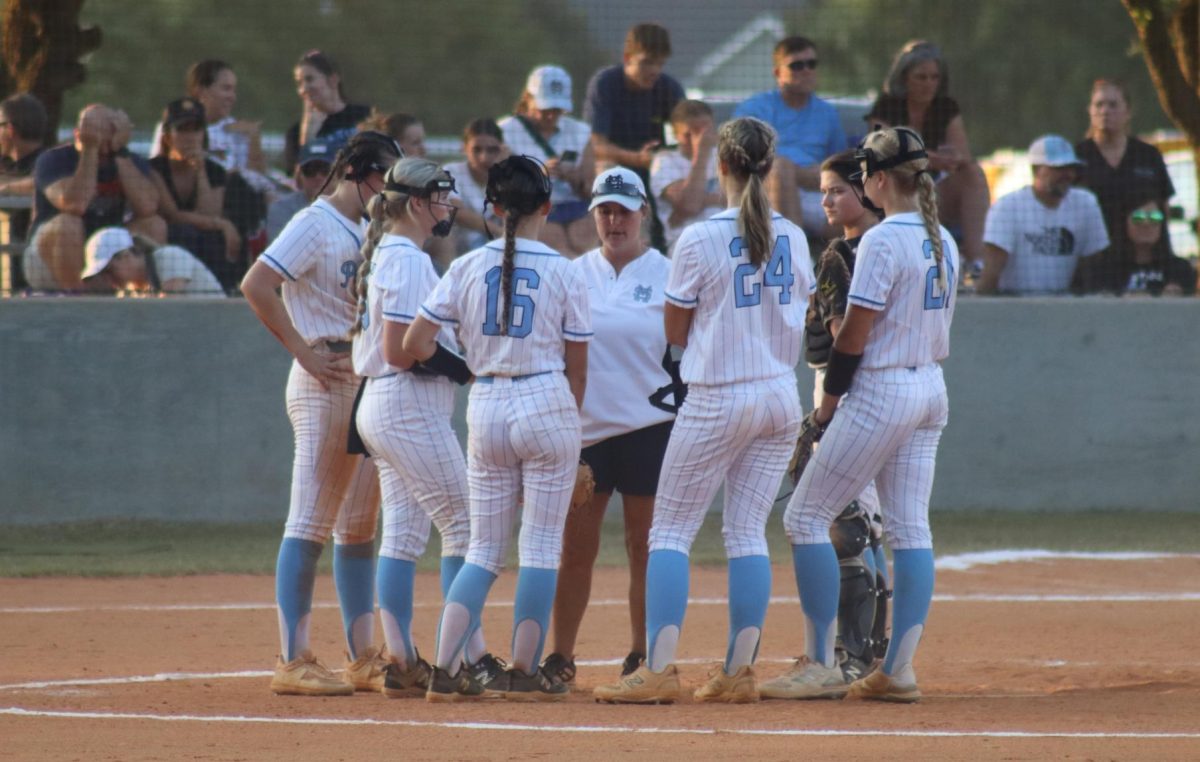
[1,0,100,144]
[1122,0,1200,190]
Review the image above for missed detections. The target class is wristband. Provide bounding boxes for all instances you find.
[823,348,863,398]
[417,343,472,385]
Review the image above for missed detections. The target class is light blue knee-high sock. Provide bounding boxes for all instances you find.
[645,549,690,672]
[276,537,324,661]
[883,548,934,675]
[435,562,497,670]
[377,556,416,664]
[511,567,558,672]
[725,555,771,673]
[790,542,840,666]
[873,543,890,587]
[440,555,465,600]
[333,541,376,659]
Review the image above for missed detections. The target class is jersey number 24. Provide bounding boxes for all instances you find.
[731,236,794,308]
[482,265,539,338]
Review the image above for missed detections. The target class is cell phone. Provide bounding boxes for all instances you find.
[560,150,579,163]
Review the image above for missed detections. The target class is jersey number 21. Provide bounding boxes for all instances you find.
[922,239,953,310]
[731,236,794,308]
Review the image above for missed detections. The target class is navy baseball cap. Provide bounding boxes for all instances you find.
[297,138,336,167]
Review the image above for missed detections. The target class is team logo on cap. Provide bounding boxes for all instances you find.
[605,175,627,192]
[549,80,564,95]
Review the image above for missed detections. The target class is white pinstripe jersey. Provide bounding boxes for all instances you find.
[260,198,366,345]
[352,234,456,379]
[420,238,592,377]
[665,209,814,386]
[848,212,959,369]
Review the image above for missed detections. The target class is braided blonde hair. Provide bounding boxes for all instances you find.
[861,128,947,292]
[718,117,777,267]
[350,157,447,335]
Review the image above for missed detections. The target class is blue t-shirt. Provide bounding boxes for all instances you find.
[31,143,153,236]
[583,65,685,153]
[733,89,847,168]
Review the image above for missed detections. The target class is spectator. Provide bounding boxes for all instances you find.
[978,135,1108,295]
[266,138,335,243]
[500,65,596,257]
[81,226,223,296]
[23,104,165,291]
[734,36,846,239]
[358,111,426,157]
[0,93,49,248]
[444,118,505,254]
[865,40,990,270]
[149,97,242,291]
[285,49,372,174]
[1078,193,1195,297]
[583,22,685,250]
[1075,78,1175,242]
[649,99,725,252]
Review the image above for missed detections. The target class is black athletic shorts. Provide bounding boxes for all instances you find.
[580,420,674,497]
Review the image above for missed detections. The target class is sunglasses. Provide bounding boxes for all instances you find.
[787,59,819,71]
[1130,210,1164,224]
[299,162,332,178]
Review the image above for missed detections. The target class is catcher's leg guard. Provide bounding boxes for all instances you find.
[871,564,891,660]
[835,558,877,667]
[829,501,871,561]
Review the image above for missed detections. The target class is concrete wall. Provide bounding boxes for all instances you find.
[1,297,1197,524]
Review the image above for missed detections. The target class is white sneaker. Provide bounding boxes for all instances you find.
[759,656,848,700]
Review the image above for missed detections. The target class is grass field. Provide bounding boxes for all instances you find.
[2,509,1197,577]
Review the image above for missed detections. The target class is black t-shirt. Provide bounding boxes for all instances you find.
[583,65,684,156]
[866,94,960,150]
[1081,247,1196,296]
[148,155,227,211]
[284,103,372,174]
[1074,136,1175,239]
[31,143,154,237]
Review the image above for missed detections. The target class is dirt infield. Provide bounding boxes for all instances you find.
[3,554,1199,761]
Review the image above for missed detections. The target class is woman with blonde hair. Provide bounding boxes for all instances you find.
[768,126,958,704]
[595,116,813,705]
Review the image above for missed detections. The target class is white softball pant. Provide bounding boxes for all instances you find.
[356,372,470,562]
[786,364,949,550]
[282,361,380,544]
[464,372,581,574]
[813,367,881,518]
[650,373,802,558]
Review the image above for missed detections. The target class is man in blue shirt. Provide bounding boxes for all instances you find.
[734,37,846,238]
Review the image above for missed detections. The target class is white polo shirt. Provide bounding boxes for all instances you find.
[574,247,676,447]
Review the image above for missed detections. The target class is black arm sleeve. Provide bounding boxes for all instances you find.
[417,343,472,385]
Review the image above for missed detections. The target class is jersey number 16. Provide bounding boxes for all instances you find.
[482,265,539,338]
[731,235,794,308]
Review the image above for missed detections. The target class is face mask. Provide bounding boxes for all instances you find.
[430,204,458,238]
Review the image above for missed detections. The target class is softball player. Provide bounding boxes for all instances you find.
[771,126,957,703]
[540,167,677,687]
[799,150,889,684]
[241,131,400,696]
[595,117,813,705]
[350,156,500,697]
[403,155,591,702]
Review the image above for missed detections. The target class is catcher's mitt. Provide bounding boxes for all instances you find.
[788,410,829,486]
[570,461,595,514]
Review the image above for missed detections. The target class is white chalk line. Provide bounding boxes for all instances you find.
[0,706,1196,740]
[5,590,1198,615]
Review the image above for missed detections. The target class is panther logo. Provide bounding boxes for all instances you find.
[633,285,652,303]
[339,260,358,289]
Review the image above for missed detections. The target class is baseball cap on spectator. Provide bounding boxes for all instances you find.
[526,65,573,112]
[163,97,206,129]
[1027,134,1082,167]
[82,227,135,279]
[297,138,336,167]
[589,166,646,211]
